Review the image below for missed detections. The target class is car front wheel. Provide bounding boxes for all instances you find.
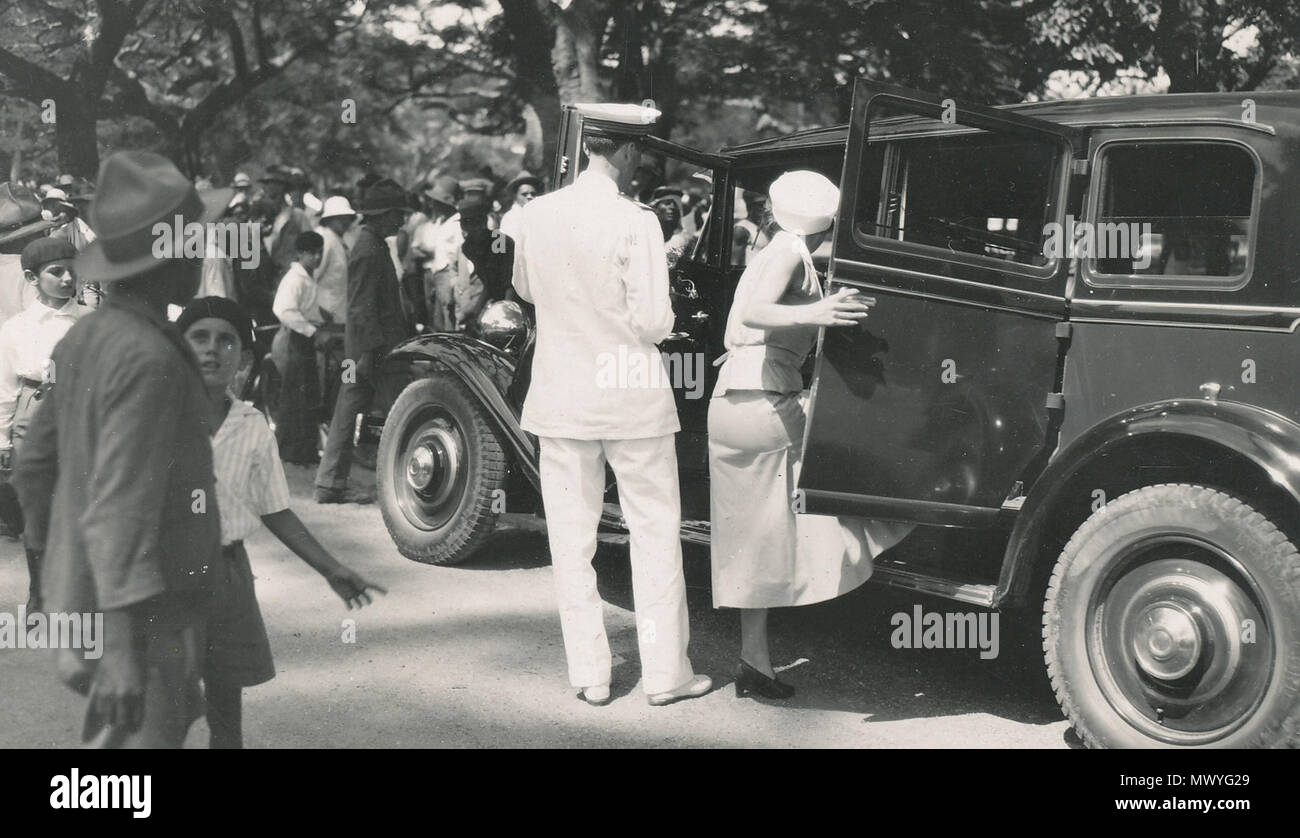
[1043,483,1300,748]
[377,374,507,565]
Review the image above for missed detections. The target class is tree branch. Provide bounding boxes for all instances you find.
[0,44,69,102]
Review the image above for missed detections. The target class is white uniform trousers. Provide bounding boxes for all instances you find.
[538,434,694,695]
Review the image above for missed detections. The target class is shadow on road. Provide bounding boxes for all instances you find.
[590,540,1068,739]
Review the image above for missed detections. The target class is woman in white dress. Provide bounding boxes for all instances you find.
[709,170,909,699]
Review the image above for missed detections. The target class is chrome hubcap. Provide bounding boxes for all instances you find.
[394,413,467,531]
[1090,538,1272,745]
[406,445,436,490]
[1132,602,1201,681]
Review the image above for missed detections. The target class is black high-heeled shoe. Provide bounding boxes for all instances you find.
[735,660,795,700]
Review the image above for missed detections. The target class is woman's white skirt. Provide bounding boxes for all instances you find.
[707,389,910,609]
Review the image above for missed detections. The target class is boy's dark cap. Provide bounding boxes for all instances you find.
[295,230,324,253]
[177,296,255,354]
[21,237,77,274]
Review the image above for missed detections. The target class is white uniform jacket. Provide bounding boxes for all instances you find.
[511,170,679,440]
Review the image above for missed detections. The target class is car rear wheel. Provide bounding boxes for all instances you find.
[1043,483,1300,748]
[377,374,506,565]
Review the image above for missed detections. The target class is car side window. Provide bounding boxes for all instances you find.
[1085,141,1258,289]
[856,126,1063,270]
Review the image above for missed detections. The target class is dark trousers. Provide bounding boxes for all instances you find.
[25,548,41,609]
[275,329,321,464]
[315,348,378,490]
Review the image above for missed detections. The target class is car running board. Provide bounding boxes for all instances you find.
[868,565,998,608]
[599,504,712,546]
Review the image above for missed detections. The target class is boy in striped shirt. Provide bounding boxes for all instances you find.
[178,297,386,749]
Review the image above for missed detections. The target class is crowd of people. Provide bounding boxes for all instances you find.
[0,105,890,743]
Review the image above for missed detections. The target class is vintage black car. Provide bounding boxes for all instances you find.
[371,79,1300,748]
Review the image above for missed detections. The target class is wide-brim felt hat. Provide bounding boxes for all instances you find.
[423,175,460,208]
[768,170,839,236]
[505,170,542,195]
[458,177,494,195]
[259,163,295,185]
[357,178,412,215]
[76,150,232,283]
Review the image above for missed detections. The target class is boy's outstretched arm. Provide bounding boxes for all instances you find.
[260,509,388,609]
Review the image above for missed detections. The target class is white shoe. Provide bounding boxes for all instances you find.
[647,674,713,706]
[580,684,611,706]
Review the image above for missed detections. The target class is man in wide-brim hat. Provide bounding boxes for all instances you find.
[13,150,229,748]
[407,175,461,333]
[258,163,311,277]
[315,177,412,503]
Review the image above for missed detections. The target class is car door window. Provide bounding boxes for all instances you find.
[1085,141,1258,290]
[857,124,1063,271]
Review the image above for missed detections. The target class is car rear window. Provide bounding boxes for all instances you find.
[1087,141,1257,289]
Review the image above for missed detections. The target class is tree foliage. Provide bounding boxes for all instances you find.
[1,0,1297,185]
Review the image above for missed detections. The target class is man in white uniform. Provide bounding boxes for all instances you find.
[511,104,711,707]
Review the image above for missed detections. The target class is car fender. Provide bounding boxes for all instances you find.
[384,333,541,491]
[997,398,1300,607]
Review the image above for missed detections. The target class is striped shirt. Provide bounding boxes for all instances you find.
[213,397,291,545]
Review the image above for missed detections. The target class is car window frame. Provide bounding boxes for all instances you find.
[848,122,1073,283]
[1081,135,1263,293]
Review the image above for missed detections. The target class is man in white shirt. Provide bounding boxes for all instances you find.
[271,231,329,464]
[313,196,354,323]
[408,176,461,332]
[313,197,353,420]
[498,170,541,242]
[512,105,711,707]
[0,237,83,613]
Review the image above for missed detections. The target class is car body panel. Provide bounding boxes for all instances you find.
[997,397,1300,607]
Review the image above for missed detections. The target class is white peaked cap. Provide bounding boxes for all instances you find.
[573,102,661,136]
[320,195,356,220]
[769,170,840,236]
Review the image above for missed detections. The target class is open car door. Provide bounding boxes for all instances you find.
[798,80,1087,527]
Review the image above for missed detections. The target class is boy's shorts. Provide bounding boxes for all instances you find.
[205,541,275,688]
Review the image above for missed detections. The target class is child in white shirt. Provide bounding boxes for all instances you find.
[0,237,82,612]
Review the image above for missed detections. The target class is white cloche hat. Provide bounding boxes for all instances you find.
[768,170,840,236]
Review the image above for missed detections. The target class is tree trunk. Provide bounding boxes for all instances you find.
[499,0,570,181]
[54,94,99,178]
[551,0,606,104]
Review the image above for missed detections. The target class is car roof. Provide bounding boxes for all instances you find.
[721,90,1300,158]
